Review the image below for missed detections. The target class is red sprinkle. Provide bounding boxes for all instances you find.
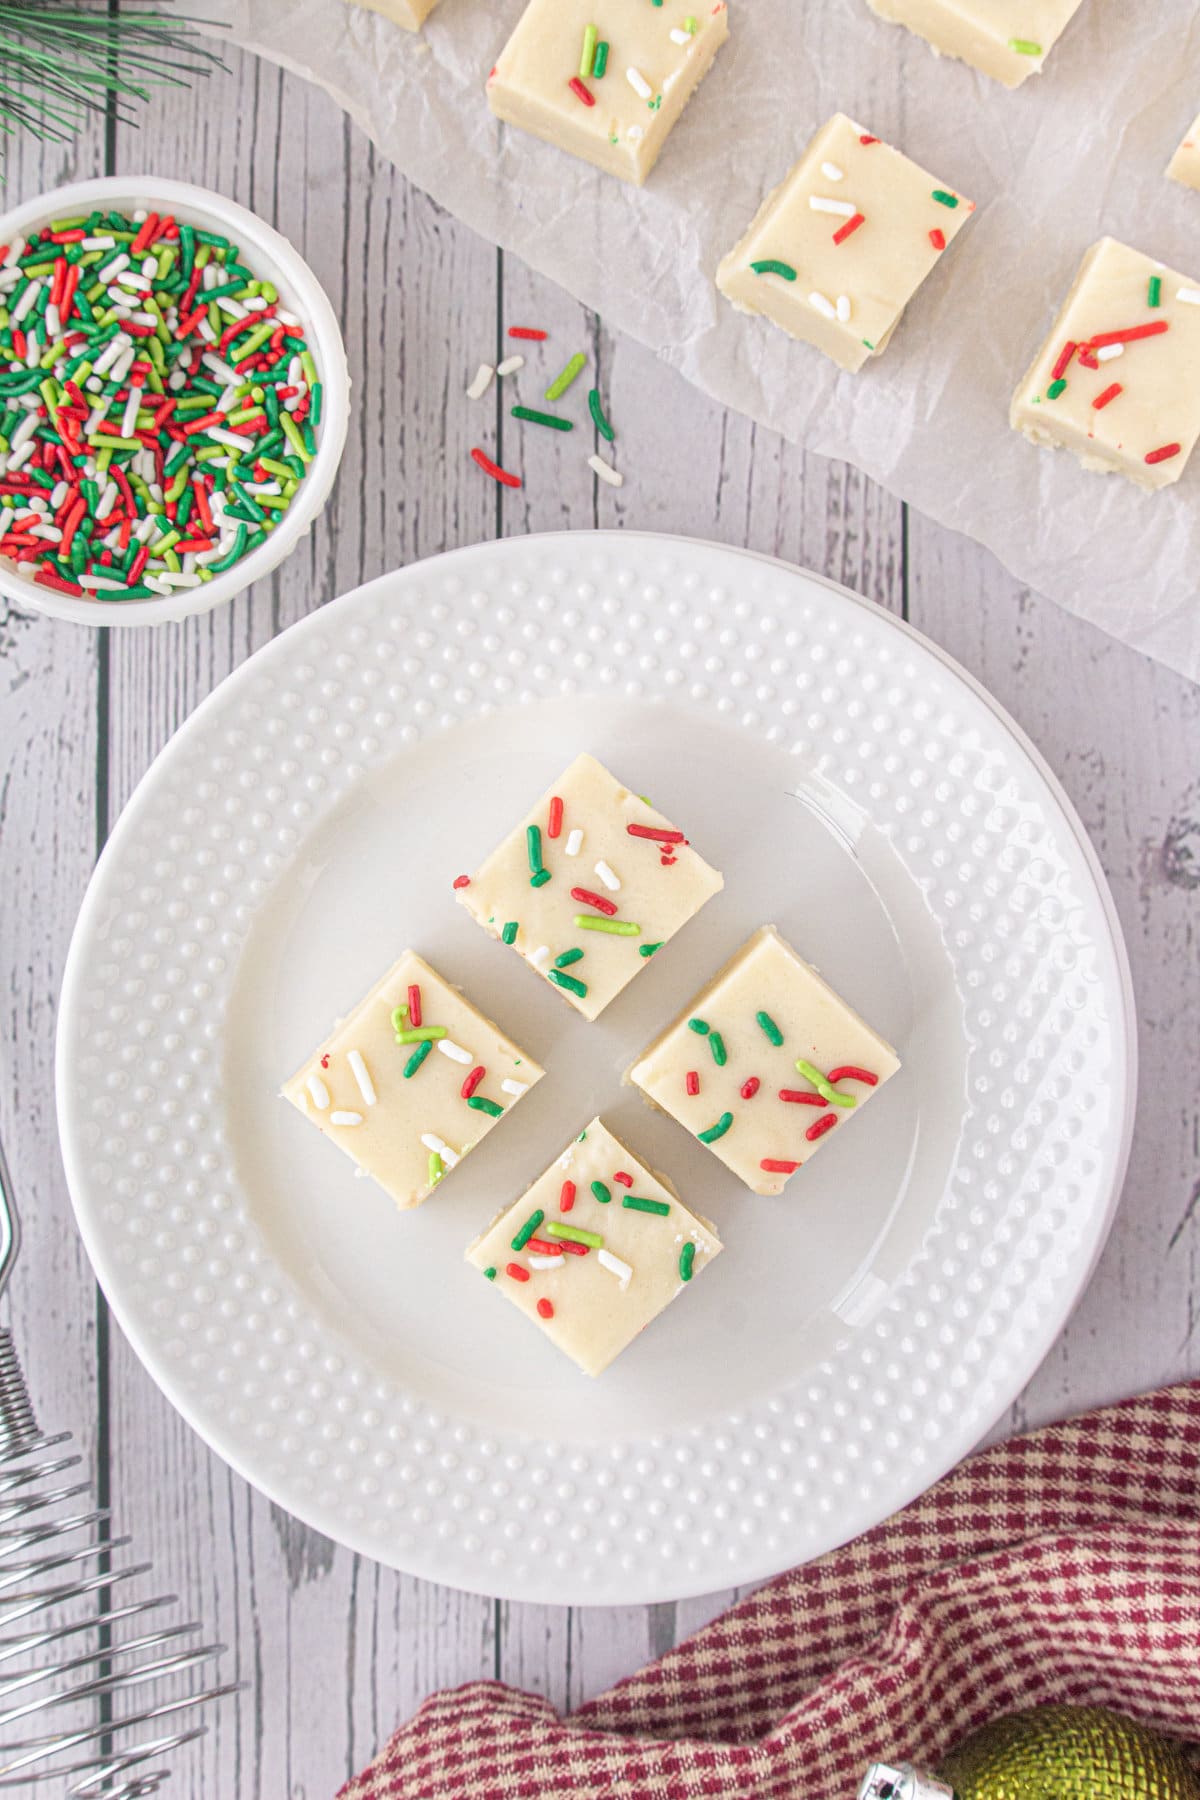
[1050,340,1077,382]
[806,1113,838,1142]
[686,1070,700,1097]
[1077,348,1100,369]
[570,886,618,917]
[507,1263,530,1283]
[527,1237,564,1257]
[461,1065,486,1100]
[860,134,879,145]
[740,1077,761,1100]
[568,76,595,106]
[833,212,866,246]
[407,984,422,1028]
[761,1158,801,1174]
[1146,443,1182,465]
[1092,382,1122,410]
[827,1066,879,1087]
[1086,321,1169,351]
[929,228,946,252]
[559,1180,576,1213]
[627,824,686,844]
[556,1239,590,1257]
[509,327,548,340]
[453,874,470,889]
[547,795,564,838]
[536,1298,554,1319]
[320,1055,330,1069]
[470,446,521,489]
[779,1089,828,1106]
[612,1171,633,1187]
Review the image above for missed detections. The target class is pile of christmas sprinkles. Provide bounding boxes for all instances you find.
[0,206,322,604]
[466,323,624,492]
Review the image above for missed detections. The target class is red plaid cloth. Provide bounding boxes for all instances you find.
[340,1381,1200,1799]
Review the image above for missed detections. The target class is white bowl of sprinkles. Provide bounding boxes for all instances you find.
[0,175,349,627]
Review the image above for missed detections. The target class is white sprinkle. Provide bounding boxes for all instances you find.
[467,362,494,400]
[347,1050,377,1107]
[121,387,142,440]
[436,1038,473,1065]
[588,453,624,487]
[530,945,552,971]
[565,829,584,856]
[10,283,39,325]
[836,294,852,323]
[96,252,129,284]
[1,237,23,267]
[1177,286,1200,305]
[44,302,61,339]
[29,523,62,542]
[809,196,858,217]
[501,1078,528,1097]
[150,571,202,589]
[809,291,838,321]
[307,1072,331,1109]
[598,1248,633,1286]
[669,26,692,44]
[80,236,114,251]
[528,1253,564,1270]
[626,66,652,99]
[207,427,251,451]
[201,351,240,385]
[821,161,845,181]
[627,125,645,143]
[330,1110,363,1127]
[496,354,525,377]
[593,859,620,890]
[1095,343,1124,362]
[77,574,128,591]
[421,1132,460,1169]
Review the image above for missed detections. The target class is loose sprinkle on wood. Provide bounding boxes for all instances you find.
[496,354,525,376]
[588,453,624,487]
[466,363,494,400]
[509,326,547,339]
[471,446,521,488]
[545,352,588,401]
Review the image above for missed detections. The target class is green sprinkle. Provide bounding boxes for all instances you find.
[1046,378,1067,400]
[554,948,584,967]
[545,352,588,402]
[756,1010,783,1046]
[794,1057,858,1108]
[527,823,545,878]
[548,969,588,997]
[684,14,698,31]
[623,1195,670,1216]
[512,404,573,433]
[588,388,615,441]
[1008,36,1042,54]
[511,1208,544,1251]
[428,1151,444,1185]
[403,1040,433,1078]
[698,1112,733,1144]
[688,1018,711,1035]
[931,190,960,209]
[639,942,663,957]
[679,1241,696,1282]
[394,1026,448,1044]
[574,915,640,936]
[592,38,609,77]
[709,1031,727,1066]
[501,921,519,945]
[468,1095,504,1117]
[751,259,798,281]
[580,22,597,78]
[591,1180,612,1205]
[484,1266,497,1280]
[547,1221,603,1248]
[531,869,552,888]
[1149,275,1162,308]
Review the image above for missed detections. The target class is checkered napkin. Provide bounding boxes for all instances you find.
[339,1381,1200,1799]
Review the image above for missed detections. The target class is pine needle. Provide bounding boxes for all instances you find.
[0,1,223,159]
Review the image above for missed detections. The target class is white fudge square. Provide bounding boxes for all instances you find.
[282,950,543,1210]
[629,926,900,1196]
[346,0,442,29]
[1010,237,1200,491]
[1168,111,1200,192]
[716,114,973,373]
[863,0,1083,88]
[486,0,730,187]
[455,753,723,1022]
[464,1117,722,1377]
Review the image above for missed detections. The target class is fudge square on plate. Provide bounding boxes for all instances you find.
[716,115,973,373]
[465,1117,722,1377]
[1168,111,1200,192]
[628,926,900,1196]
[486,0,729,187]
[455,752,723,1022]
[346,0,441,29]
[1010,237,1200,491]
[282,950,543,1210]
[863,0,1084,88]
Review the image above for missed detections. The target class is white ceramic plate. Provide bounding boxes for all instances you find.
[57,533,1136,1605]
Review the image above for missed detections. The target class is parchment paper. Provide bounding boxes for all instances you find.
[196,0,1200,681]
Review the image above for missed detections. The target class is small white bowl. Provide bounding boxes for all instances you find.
[0,176,350,627]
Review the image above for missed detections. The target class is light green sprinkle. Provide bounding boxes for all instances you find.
[512,1208,544,1251]
[548,968,588,997]
[574,915,640,935]
[684,14,698,31]
[756,1010,783,1046]
[698,1112,733,1144]
[679,1241,696,1281]
[502,921,519,945]
[590,1180,612,1205]
[623,1195,670,1216]
[545,352,588,402]
[580,23,597,78]
[395,1026,448,1044]
[403,1041,433,1078]
[428,1151,444,1185]
[547,1221,603,1248]
[794,1057,858,1108]
[1008,36,1042,54]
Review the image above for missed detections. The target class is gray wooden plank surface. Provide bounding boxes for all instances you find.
[0,38,1196,1799]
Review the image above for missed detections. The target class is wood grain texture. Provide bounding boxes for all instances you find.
[0,36,1195,1797]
